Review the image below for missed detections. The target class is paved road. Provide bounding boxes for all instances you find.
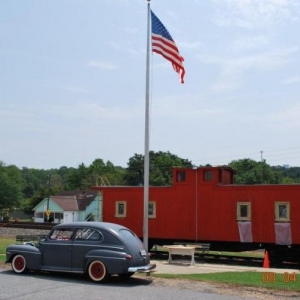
[0,269,258,300]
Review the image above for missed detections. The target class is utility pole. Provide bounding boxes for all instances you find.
[47,173,51,222]
[260,151,264,162]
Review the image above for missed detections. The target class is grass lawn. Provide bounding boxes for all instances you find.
[0,237,15,253]
[0,237,15,263]
[208,250,264,258]
[153,272,300,291]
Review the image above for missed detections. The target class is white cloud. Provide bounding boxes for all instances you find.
[152,61,169,70]
[232,35,270,51]
[282,76,300,85]
[199,46,298,90]
[0,99,143,132]
[64,86,93,93]
[178,41,202,50]
[47,101,143,122]
[123,27,139,34]
[151,93,228,120]
[106,41,122,51]
[88,60,118,70]
[267,104,300,130]
[106,40,145,56]
[0,106,34,119]
[212,0,300,28]
[166,10,178,19]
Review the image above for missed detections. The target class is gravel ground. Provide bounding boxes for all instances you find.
[0,227,50,237]
[137,277,300,300]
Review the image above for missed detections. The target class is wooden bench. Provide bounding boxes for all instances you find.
[163,245,197,265]
[174,242,211,254]
[193,243,211,254]
[16,235,47,243]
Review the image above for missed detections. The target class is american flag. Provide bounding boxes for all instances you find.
[151,10,185,84]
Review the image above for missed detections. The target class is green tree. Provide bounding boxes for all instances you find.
[22,185,51,215]
[87,159,126,186]
[88,159,109,186]
[21,168,61,215]
[64,160,126,189]
[0,162,26,209]
[67,163,88,190]
[21,168,51,198]
[125,151,193,186]
[271,166,300,183]
[229,159,283,184]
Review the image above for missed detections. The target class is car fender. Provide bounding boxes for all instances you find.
[85,248,130,274]
[6,244,42,270]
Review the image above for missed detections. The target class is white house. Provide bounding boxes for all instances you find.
[33,191,102,223]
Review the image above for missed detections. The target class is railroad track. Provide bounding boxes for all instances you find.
[150,249,263,265]
[0,221,54,230]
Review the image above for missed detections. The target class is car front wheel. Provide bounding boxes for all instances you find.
[88,260,108,282]
[12,255,27,274]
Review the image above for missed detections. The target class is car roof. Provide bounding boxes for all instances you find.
[53,221,129,233]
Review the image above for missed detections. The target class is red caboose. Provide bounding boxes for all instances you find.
[92,166,300,265]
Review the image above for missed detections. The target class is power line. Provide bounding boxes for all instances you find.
[190,146,300,166]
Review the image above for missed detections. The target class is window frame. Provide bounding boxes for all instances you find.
[35,212,43,218]
[236,202,251,221]
[115,201,126,218]
[275,202,290,222]
[148,201,156,219]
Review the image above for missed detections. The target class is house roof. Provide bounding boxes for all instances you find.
[51,190,99,211]
[51,196,79,211]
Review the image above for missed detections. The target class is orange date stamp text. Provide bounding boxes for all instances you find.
[261,272,297,283]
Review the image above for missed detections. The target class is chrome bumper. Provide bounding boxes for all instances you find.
[128,263,156,272]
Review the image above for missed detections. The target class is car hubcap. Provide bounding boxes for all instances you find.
[14,256,25,271]
[91,263,104,279]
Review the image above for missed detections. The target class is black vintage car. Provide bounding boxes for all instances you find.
[6,222,156,282]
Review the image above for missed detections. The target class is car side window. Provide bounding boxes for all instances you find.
[75,228,103,242]
[103,231,123,245]
[49,229,73,241]
[119,229,135,239]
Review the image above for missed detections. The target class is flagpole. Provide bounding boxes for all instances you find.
[143,0,151,251]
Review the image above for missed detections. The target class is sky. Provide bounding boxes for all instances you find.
[1,0,300,170]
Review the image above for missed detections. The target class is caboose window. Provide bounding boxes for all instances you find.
[115,201,126,218]
[176,171,186,182]
[240,205,248,217]
[204,170,213,181]
[237,202,251,220]
[275,202,290,221]
[148,201,156,218]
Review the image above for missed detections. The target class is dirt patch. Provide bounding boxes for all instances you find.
[134,275,299,299]
[0,262,11,270]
